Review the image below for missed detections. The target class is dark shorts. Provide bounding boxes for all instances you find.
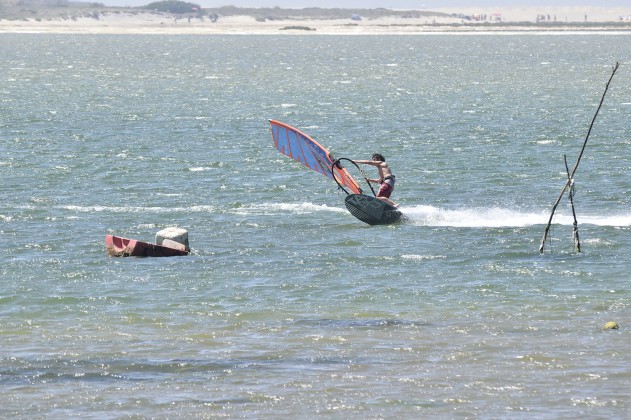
[377,181,394,198]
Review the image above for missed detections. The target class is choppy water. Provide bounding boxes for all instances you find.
[1,33,630,418]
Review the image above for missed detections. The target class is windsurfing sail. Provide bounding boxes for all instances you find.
[269,119,362,194]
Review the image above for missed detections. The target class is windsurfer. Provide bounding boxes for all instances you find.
[355,153,397,207]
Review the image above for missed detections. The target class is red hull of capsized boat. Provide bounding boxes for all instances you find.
[106,235,188,257]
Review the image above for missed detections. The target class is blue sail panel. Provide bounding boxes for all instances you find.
[271,120,332,177]
[269,120,362,194]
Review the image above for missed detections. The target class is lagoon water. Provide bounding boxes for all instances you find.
[1,33,630,418]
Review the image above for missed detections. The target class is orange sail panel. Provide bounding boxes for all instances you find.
[269,120,362,194]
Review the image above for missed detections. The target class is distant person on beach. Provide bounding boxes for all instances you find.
[355,153,397,207]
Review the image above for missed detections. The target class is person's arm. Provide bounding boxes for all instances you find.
[355,159,381,167]
[355,160,383,183]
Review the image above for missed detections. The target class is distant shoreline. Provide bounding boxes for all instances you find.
[1,6,631,35]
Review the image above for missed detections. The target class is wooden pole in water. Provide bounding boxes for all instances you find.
[564,155,580,252]
[539,62,619,254]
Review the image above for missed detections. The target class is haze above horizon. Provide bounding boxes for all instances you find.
[98,0,631,9]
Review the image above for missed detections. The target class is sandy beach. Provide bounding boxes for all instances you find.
[1,6,631,34]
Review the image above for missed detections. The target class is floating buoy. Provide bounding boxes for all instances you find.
[603,321,619,330]
[105,235,188,257]
[156,227,190,252]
